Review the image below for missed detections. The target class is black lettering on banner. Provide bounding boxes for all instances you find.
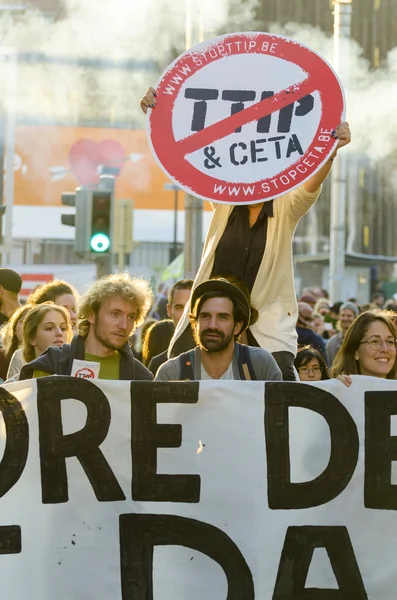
[0,525,22,554]
[130,381,200,502]
[119,514,254,599]
[265,383,359,509]
[0,387,29,498]
[184,88,219,131]
[273,526,368,599]
[37,377,125,503]
[221,90,256,133]
[277,94,315,133]
[365,391,397,509]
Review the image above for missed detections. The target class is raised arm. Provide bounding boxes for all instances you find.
[303,121,351,193]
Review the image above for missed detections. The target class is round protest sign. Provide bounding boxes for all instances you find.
[147,32,345,204]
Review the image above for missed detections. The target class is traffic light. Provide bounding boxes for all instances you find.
[113,199,134,254]
[61,187,89,255]
[90,190,113,254]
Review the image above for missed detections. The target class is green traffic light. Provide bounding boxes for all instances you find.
[90,233,110,253]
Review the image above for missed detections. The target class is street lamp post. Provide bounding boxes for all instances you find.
[184,0,204,279]
[164,182,180,262]
[329,0,352,301]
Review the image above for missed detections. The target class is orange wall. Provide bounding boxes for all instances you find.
[14,124,211,211]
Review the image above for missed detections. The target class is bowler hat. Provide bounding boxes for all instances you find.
[190,278,251,333]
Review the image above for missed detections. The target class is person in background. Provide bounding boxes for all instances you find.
[18,273,153,381]
[166,279,193,326]
[294,346,329,382]
[0,268,22,328]
[143,319,175,370]
[148,279,193,375]
[331,310,397,385]
[133,317,157,362]
[347,297,359,307]
[314,298,330,317]
[141,87,352,381]
[156,278,281,382]
[27,279,79,332]
[326,301,359,368]
[371,292,385,309]
[3,303,73,382]
[325,301,343,330]
[296,302,327,360]
[2,304,32,379]
[298,293,317,309]
[22,303,73,364]
[312,311,326,338]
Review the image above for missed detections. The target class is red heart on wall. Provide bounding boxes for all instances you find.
[69,139,125,186]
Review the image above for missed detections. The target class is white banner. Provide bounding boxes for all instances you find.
[0,375,396,598]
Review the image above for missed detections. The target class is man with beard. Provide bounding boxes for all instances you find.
[155,278,281,381]
[19,273,153,381]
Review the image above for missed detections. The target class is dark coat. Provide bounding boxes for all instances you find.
[19,335,153,381]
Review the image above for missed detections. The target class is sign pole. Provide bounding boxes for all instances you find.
[329,0,352,301]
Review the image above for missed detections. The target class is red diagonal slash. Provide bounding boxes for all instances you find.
[176,75,316,156]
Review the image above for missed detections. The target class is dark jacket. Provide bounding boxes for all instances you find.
[148,349,168,376]
[296,326,327,362]
[19,335,153,381]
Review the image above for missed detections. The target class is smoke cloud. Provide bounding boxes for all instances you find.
[268,22,397,160]
[0,3,394,159]
[0,0,258,125]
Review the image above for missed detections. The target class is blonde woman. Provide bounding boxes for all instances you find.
[0,304,32,379]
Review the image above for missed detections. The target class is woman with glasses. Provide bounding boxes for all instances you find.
[295,347,329,382]
[330,310,397,386]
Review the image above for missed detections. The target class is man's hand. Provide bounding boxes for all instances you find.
[140,87,157,114]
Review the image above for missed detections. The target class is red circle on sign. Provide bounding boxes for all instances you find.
[148,32,345,204]
[75,367,95,379]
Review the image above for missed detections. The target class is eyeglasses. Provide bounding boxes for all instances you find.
[360,337,397,351]
[298,366,321,374]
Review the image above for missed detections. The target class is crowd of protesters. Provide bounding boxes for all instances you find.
[0,265,396,386]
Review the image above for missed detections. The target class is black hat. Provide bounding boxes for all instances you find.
[190,278,251,333]
[0,269,22,294]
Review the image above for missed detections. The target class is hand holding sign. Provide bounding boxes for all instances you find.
[140,86,157,114]
[332,120,351,153]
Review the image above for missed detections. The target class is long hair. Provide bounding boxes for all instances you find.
[330,310,397,379]
[22,303,72,363]
[142,319,175,367]
[27,279,78,305]
[294,346,329,380]
[78,273,153,337]
[1,304,33,361]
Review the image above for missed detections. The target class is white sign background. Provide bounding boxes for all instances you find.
[172,54,322,184]
[0,376,396,599]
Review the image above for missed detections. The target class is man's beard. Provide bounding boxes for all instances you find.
[93,322,126,351]
[199,328,234,353]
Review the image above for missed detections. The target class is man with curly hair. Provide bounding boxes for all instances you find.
[19,273,153,381]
